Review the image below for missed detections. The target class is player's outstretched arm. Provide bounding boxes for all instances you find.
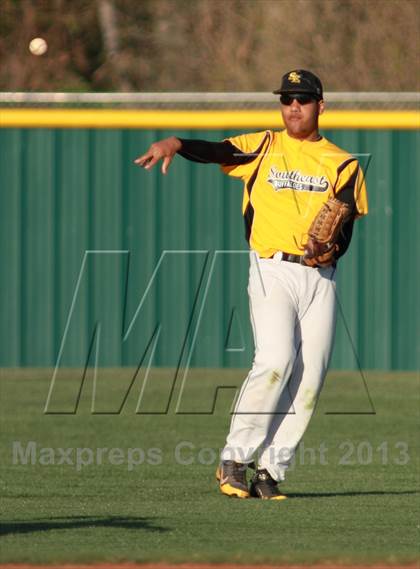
[134,136,181,175]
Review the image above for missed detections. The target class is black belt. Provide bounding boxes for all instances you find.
[280,252,306,264]
[263,252,306,264]
[261,252,336,269]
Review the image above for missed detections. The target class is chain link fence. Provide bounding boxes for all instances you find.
[1,92,419,109]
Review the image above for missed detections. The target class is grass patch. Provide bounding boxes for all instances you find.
[0,369,419,564]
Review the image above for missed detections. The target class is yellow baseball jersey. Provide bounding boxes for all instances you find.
[221,129,368,258]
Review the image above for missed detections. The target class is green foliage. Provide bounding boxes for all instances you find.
[0,369,418,563]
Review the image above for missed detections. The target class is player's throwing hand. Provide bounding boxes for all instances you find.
[134,136,181,174]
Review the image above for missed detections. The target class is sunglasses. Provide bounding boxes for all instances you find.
[280,94,317,106]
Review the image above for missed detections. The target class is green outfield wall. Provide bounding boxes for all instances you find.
[0,121,419,370]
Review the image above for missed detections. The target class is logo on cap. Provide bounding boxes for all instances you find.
[288,71,301,84]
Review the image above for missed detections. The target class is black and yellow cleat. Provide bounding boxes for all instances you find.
[216,460,249,499]
[249,468,287,500]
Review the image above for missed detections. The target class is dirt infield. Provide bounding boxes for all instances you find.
[0,563,420,569]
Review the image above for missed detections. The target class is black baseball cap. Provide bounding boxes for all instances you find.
[273,69,323,100]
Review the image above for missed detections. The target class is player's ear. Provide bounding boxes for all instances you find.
[318,100,325,115]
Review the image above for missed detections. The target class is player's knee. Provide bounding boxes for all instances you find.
[255,352,295,382]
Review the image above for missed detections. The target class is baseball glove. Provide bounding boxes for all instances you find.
[303,198,351,267]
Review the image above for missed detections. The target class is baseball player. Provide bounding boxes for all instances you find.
[135,69,368,500]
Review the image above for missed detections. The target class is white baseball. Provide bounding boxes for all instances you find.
[29,37,48,56]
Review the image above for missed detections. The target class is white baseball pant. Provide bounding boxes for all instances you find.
[221,251,337,481]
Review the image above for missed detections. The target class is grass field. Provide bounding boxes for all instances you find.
[0,368,419,565]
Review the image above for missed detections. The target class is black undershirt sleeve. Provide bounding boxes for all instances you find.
[177,138,255,166]
[334,166,359,259]
[335,217,355,259]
